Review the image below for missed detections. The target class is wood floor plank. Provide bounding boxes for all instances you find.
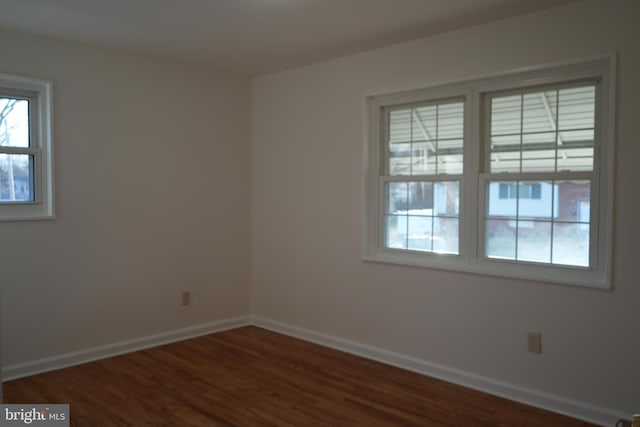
[3,326,598,426]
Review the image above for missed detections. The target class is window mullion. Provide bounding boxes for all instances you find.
[549,179,556,263]
[0,146,39,155]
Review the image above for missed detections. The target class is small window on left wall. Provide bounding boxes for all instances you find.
[0,74,54,220]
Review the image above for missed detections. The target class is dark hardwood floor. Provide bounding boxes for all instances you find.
[4,326,598,426]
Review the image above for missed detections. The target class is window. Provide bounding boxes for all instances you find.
[0,74,54,220]
[384,99,463,254]
[365,55,615,288]
[483,82,596,268]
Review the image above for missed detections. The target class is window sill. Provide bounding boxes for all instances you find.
[362,250,611,290]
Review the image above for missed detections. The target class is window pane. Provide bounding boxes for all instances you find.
[521,131,556,172]
[522,131,556,146]
[518,181,553,219]
[434,181,459,216]
[434,217,459,254]
[517,220,551,263]
[556,180,590,222]
[557,129,594,172]
[491,134,521,149]
[410,146,429,175]
[389,108,413,175]
[389,141,411,175]
[491,95,521,136]
[556,147,594,172]
[578,199,590,224]
[487,181,517,217]
[490,134,520,173]
[411,106,436,175]
[552,223,590,267]
[559,129,594,144]
[523,91,557,134]
[407,182,433,212]
[438,102,464,140]
[386,182,408,213]
[440,153,463,175]
[0,98,30,148]
[486,219,516,260]
[413,105,437,138]
[521,147,556,172]
[558,86,595,131]
[407,215,433,252]
[385,215,407,249]
[490,151,520,173]
[0,153,34,202]
[389,109,412,144]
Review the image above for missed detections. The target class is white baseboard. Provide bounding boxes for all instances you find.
[252,316,625,427]
[2,314,625,426]
[1,316,251,382]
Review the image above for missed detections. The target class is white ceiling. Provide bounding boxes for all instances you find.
[0,0,579,76]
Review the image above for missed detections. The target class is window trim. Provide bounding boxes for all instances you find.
[0,74,54,221]
[364,54,615,289]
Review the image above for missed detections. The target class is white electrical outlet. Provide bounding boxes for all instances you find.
[182,291,191,306]
[527,332,542,353]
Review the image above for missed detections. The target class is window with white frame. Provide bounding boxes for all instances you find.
[364,56,614,288]
[483,82,596,267]
[384,98,464,254]
[0,74,54,220]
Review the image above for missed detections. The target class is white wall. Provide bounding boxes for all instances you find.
[0,31,252,366]
[1,0,637,421]
[252,0,639,418]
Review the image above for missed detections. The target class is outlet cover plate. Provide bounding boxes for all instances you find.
[528,332,542,353]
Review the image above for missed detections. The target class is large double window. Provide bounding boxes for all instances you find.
[364,56,614,288]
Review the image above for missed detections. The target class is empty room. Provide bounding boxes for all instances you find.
[0,0,638,425]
